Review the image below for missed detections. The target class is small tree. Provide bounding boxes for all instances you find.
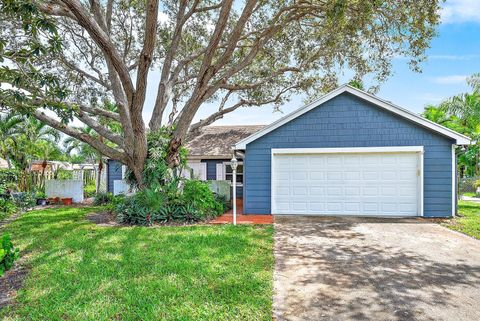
[0,0,443,186]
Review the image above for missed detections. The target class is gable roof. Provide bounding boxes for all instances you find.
[234,84,471,149]
[186,125,266,159]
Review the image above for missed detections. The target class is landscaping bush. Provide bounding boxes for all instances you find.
[84,182,96,198]
[182,180,224,217]
[12,192,36,211]
[0,169,19,194]
[93,192,114,205]
[114,181,224,225]
[115,128,224,225]
[0,198,17,220]
[0,234,19,277]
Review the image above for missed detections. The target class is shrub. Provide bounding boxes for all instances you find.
[114,182,224,225]
[182,180,224,217]
[56,169,73,180]
[0,169,19,194]
[0,234,19,277]
[0,198,17,216]
[12,192,36,211]
[84,182,96,198]
[93,192,114,205]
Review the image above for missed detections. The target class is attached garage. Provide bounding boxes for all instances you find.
[271,147,422,216]
[235,85,470,217]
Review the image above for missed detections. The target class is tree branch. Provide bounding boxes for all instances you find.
[132,0,159,114]
[150,0,189,130]
[34,1,76,19]
[76,110,124,147]
[33,109,126,161]
[60,0,135,104]
[78,104,120,121]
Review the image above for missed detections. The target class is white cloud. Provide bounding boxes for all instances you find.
[430,75,468,84]
[428,54,480,60]
[416,93,445,102]
[441,0,480,24]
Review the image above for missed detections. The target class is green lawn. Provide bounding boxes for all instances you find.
[444,201,480,239]
[0,207,273,321]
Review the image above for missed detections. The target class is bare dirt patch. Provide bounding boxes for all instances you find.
[86,211,120,227]
[0,261,28,310]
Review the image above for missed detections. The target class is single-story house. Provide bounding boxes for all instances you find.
[184,125,265,198]
[107,85,470,217]
[233,85,470,217]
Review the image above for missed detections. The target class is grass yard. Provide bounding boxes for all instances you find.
[444,201,480,239]
[0,207,273,321]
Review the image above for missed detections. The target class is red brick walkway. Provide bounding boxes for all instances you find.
[210,199,273,224]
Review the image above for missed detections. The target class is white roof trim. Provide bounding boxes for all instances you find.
[234,85,471,149]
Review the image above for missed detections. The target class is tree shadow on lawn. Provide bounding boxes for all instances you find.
[274,217,480,321]
[2,208,273,320]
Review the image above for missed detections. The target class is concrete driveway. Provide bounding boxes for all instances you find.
[274,216,480,321]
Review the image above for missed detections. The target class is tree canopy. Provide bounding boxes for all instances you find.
[423,74,480,177]
[0,0,443,184]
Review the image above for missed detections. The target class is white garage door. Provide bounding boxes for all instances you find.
[272,148,422,216]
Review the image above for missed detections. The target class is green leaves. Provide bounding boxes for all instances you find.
[0,233,19,277]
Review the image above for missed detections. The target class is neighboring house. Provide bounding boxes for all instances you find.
[185,125,265,198]
[234,85,470,217]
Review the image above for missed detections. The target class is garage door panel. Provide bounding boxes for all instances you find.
[272,152,420,216]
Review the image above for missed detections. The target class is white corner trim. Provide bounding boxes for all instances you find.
[234,85,471,149]
[271,146,424,155]
[419,150,424,217]
[452,144,456,217]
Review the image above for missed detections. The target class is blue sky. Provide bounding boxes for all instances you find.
[144,0,480,126]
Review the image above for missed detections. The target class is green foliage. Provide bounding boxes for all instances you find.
[55,169,73,180]
[118,128,223,225]
[115,181,224,226]
[0,198,17,220]
[84,182,96,198]
[93,192,113,206]
[126,128,188,190]
[0,233,19,277]
[0,169,19,193]
[182,180,224,216]
[12,192,36,211]
[422,76,480,177]
[35,190,46,199]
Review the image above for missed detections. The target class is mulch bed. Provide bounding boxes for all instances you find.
[0,260,28,310]
[86,211,120,227]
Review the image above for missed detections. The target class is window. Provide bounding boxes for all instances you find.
[224,162,243,186]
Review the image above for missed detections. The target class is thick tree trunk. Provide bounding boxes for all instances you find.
[166,137,183,168]
[96,159,103,193]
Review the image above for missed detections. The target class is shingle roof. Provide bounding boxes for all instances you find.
[186,125,265,159]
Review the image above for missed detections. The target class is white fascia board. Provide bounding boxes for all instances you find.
[234,85,471,149]
[271,146,424,155]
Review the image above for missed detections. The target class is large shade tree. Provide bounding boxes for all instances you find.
[0,0,443,185]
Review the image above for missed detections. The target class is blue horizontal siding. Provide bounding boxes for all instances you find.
[244,92,455,217]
